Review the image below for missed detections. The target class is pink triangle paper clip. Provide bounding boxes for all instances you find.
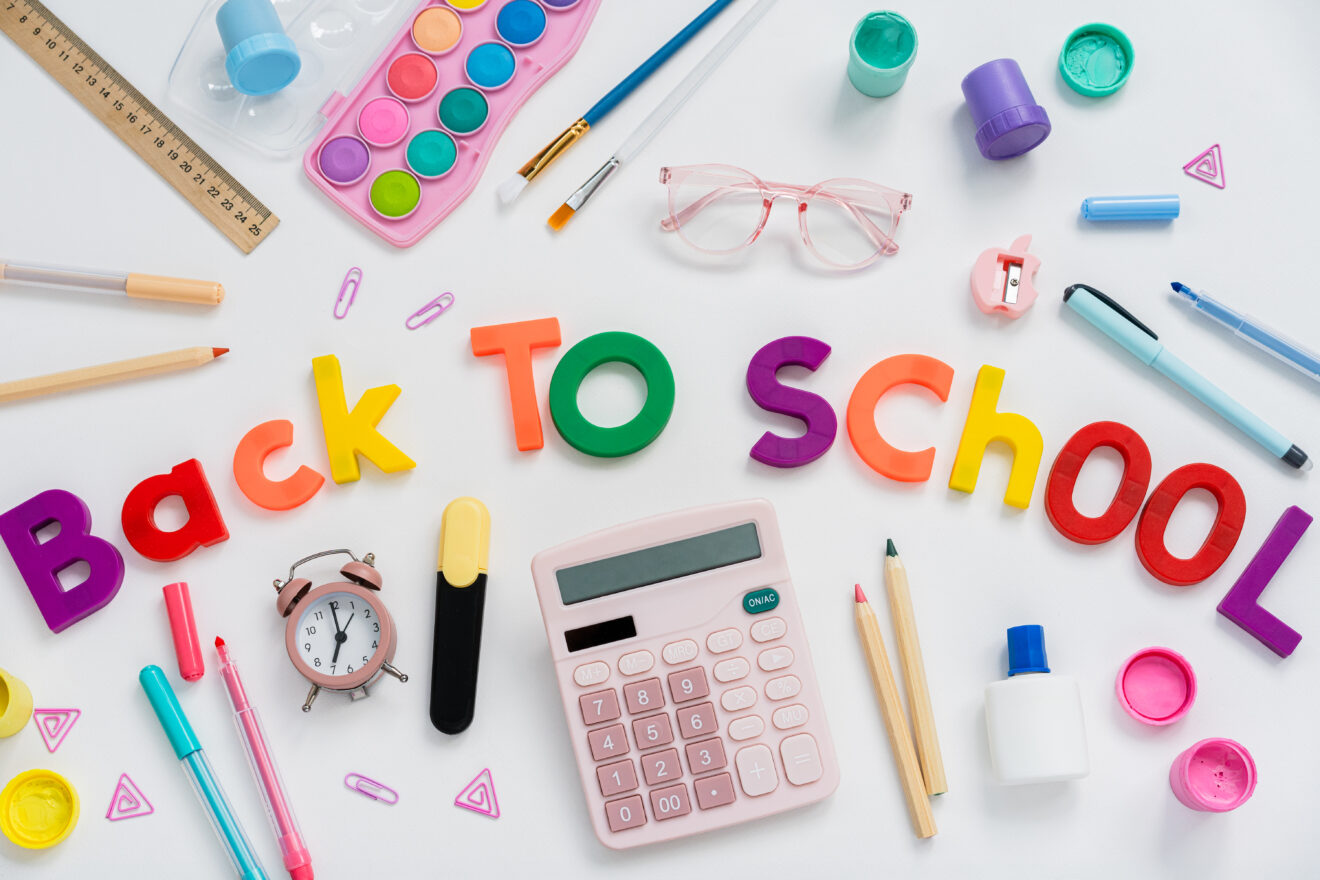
[406,292,455,330]
[454,768,500,819]
[34,707,80,752]
[1183,144,1226,189]
[106,773,154,821]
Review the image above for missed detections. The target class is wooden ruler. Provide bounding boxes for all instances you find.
[0,0,279,253]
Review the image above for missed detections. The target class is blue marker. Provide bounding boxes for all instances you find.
[1063,284,1311,471]
[139,665,270,880]
[1171,282,1320,385]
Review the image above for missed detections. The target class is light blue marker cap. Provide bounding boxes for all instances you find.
[1081,194,1180,221]
[216,0,301,96]
[139,665,202,759]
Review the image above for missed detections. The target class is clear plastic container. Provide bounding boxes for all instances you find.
[167,0,414,156]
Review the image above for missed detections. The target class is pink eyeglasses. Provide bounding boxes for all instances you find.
[659,164,912,269]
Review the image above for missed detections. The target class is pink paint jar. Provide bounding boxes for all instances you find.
[1169,738,1257,812]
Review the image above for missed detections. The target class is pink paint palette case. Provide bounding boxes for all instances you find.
[531,500,839,849]
[303,0,601,247]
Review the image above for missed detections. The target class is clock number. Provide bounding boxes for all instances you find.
[303,642,311,652]
[329,601,338,611]
[329,665,336,673]
[372,622,379,632]
[314,611,323,620]
[361,655,369,664]
[349,601,355,609]
[364,609,371,619]
[314,658,321,667]
[304,625,316,635]
[347,665,354,673]
[372,641,378,649]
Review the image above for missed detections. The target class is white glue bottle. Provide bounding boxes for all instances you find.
[984,624,1089,784]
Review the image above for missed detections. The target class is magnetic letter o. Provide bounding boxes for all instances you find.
[1136,463,1246,586]
[549,332,675,458]
[1045,421,1152,545]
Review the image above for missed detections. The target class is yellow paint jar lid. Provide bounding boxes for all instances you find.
[0,769,79,849]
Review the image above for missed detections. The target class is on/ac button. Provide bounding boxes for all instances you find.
[742,587,780,615]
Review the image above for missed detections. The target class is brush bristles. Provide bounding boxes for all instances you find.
[496,174,529,205]
[546,203,576,231]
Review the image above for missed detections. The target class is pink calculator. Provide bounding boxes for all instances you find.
[302,0,601,247]
[530,500,839,849]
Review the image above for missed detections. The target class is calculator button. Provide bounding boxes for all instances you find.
[750,616,787,643]
[649,783,692,821]
[780,734,823,785]
[667,667,710,703]
[677,702,717,740]
[706,627,743,654]
[604,795,646,833]
[662,639,699,665]
[618,650,655,676]
[694,772,736,810]
[713,657,750,683]
[574,661,610,687]
[579,689,621,726]
[735,744,779,797]
[757,646,795,672]
[728,715,765,741]
[720,686,757,712]
[623,678,664,715]
[587,723,629,762]
[632,713,674,749]
[765,675,801,702]
[685,737,728,774]
[772,704,810,730]
[639,748,681,786]
[596,759,639,797]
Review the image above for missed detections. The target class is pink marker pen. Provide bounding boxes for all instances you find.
[216,637,313,880]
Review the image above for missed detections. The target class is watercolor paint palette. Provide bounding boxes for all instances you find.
[303,0,602,247]
[168,0,417,156]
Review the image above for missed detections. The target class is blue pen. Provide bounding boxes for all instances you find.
[140,665,270,880]
[1171,282,1320,384]
[1063,284,1311,471]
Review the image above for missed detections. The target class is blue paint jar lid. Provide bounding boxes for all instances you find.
[216,0,301,96]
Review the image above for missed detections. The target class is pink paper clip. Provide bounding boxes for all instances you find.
[405,292,454,330]
[345,773,398,805]
[334,268,362,319]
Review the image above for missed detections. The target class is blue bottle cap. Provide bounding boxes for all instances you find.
[216,0,301,96]
[1006,624,1050,676]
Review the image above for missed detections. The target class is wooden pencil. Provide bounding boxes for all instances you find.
[0,346,228,404]
[853,584,938,839]
[885,539,948,796]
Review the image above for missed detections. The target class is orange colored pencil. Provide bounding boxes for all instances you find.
[854,584,937,839]
[0,346,228,404]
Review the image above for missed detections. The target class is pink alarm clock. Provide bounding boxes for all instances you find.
[273,549,408,712]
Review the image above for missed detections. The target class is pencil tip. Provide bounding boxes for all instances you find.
[886,538,897,557]
[212,347,229,358]
[214,636,224,647]
[854,583,867,603]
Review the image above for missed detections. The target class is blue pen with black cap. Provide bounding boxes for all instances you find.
[1063,283,1311,471]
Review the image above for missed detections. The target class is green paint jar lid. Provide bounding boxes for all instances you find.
[1059,23,1133,97]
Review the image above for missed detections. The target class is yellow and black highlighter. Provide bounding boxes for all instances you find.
[430,497,491,735]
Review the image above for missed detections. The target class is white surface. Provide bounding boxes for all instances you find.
[2,0,1319,876]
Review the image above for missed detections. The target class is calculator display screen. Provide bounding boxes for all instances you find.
[556,522,762,605]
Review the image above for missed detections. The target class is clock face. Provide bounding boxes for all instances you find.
[292,591,385,679]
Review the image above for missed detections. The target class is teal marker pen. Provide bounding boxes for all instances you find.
[139,665,270,880]
[1063,284,1311,471]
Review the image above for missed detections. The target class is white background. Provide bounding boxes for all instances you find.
[2,0,1319,876]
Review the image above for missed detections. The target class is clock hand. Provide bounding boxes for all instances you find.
[330,603,343,635]
[341,613,355,632]
[332,631,344,664]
